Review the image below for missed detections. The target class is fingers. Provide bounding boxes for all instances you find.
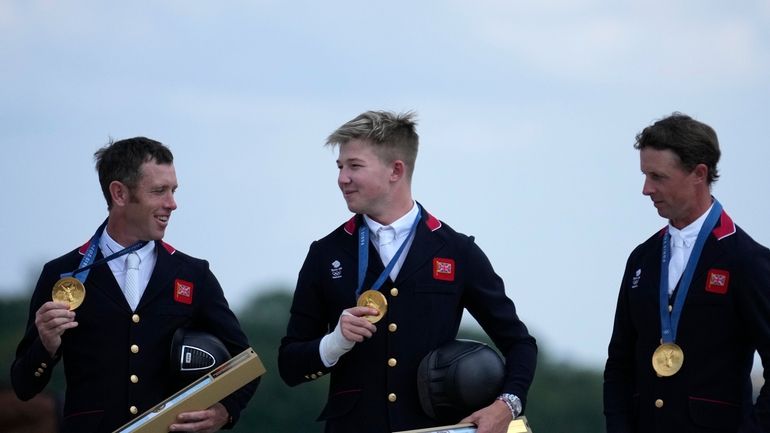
[170,404,228,433]
[35,302,77,356]
[339,307,378,342]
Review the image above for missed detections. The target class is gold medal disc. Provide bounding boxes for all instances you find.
[356,289,388,323]
[52,277,86,310]
[652,342,684,377]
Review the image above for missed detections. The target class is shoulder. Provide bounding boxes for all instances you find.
[155,240,210,269]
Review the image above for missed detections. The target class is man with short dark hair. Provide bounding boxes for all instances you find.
[604,113,770,432]
[279,111,537,433]
[11,137,257,433]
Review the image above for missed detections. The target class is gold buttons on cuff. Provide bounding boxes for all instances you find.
[130,406,138,415]
[390,288,399,297]
[34,372,41,377]
[388,393,397,402]
[37,368,45,374]
[132,314,140,323]
[316,371,323,376]
[655,399,664,408]
[388,358,397,367]
[130,344,139,354]
[130,375,139,384]
[40,363,47,368]
[388,323,397,332]
[310,374,318,379]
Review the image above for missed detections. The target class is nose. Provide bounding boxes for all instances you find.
[338,168,351,186]
[642,177,654,196]
[166,192,178,211]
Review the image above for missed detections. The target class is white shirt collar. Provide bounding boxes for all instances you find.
[99,230,156,270]
[364,201,419,243]
[668,202,715,247]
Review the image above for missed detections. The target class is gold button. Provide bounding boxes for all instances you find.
[132,314,140,323]
[310,374,318,379]
[388,323,397,332]
[388,393,397,402]
[34,372,41,377]
[130,406,138,415]
[40,363,48,368]
[130,344,139,354]
[668,305,673,312]
[37,368,45,374]
[390,288,399,297]
[316,371,324,376]
[655,399,664,408]
[130,375,139,383]
[388,358,397,367]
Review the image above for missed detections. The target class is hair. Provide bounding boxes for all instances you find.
[94,137,174,209]
[326,110,419,179]
[634,112,720,184]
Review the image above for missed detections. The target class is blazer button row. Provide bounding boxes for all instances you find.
[34,362,49,377]
[132,314,140,323]
[129,406,138,415]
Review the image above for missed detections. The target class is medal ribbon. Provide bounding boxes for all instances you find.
[61,219,148,282]
[356,208,422,298]
[659,199,722,343]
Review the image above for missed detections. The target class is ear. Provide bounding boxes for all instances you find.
[109,181,130,207]
[692,163,709,184]
[390,160,406,182]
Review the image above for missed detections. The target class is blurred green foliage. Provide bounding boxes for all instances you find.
[1,289,604,432]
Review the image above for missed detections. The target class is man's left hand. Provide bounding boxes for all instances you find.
[169,402,229,432]
[460,399,512,433]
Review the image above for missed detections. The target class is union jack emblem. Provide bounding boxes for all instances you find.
[706,269,729,294]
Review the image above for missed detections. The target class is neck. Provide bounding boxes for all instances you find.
[105,216,138,247]
[368,196,414,226]
[670,193,713,230]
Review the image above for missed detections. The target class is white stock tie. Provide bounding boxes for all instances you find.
[378,227,397,266]
[124,252,141,311]
[668,233,685,296]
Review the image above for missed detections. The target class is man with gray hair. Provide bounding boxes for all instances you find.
[279,110,537,433]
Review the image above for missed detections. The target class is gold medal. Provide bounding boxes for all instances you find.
[52,277,86,310]
[356,289,387,323]
[652,342,684,376]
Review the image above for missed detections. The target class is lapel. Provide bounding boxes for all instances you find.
[137,241,182,309]
[395,204,445,284]
[341,204,446,286]
[85,250,132,310]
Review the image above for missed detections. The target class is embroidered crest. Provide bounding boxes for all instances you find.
[174,279,194,304]
[330,260,343,279]
[433,258,455,281]
[705,269,730,294]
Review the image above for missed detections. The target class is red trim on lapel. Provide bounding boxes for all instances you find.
[78,240,92,255]
[426,212,442,232]
[161,241,176,254]
[344,216,357,235]
[712,211,736,241]
[657,226,667,237]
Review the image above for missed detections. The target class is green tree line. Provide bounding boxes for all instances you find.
[1,289,604,432]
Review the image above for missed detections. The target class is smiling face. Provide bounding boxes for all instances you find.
[109,160,178,245]
[640,147,709,228]
[336,139,397,222]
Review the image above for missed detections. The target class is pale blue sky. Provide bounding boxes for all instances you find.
[2,0,769,367]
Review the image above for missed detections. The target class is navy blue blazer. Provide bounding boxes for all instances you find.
[11,239,257,433]
[279,204,537,433]
[604,210,770,433]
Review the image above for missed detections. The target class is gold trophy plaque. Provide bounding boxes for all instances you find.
[112,348,265,433]
[394,416,533,433]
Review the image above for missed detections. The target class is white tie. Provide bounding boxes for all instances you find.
[378,227,397,267]
[124,252,141,311]
[668,233,685,296]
